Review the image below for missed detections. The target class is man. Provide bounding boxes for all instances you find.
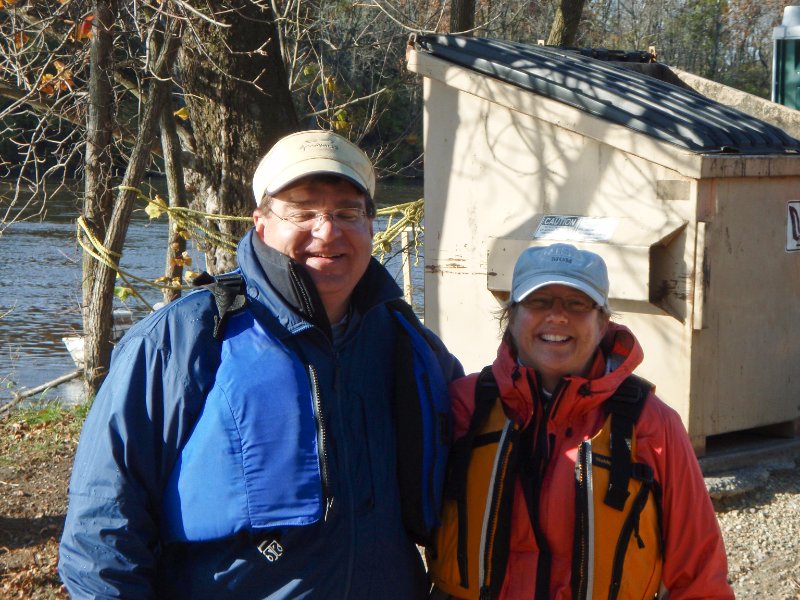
[59,130,462,598]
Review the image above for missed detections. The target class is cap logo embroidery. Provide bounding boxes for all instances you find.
[510,243,609,308]
[300,141,339,152]
[548,246,575,263]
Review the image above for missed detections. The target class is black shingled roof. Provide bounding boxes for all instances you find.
[416,35,800,155]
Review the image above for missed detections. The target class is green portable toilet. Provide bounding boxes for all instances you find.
[773,6,800,109]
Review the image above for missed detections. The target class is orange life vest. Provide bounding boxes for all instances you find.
[428,368,663,600]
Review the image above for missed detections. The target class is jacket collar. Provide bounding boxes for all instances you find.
[250,231,332,337]
[237,229,403,339]
[492,322,644,426]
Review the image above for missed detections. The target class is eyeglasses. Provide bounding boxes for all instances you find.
[269,207,369,230]
[518,295,598,314]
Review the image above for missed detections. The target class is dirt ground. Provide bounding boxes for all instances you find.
[0,405,80,599]
[0,403,796,598]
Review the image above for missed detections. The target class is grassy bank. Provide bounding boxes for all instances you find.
[0,402,86,599]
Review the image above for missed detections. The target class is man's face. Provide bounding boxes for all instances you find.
[253,178,374,320]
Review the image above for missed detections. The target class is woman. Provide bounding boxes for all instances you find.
[428,243,733,600]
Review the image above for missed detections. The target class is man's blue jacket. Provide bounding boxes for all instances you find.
[59,230,462,599]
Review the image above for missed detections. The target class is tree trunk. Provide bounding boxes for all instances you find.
[450,0,476,35]
[179,0,298,274]
[81,0,116,395]
[547,0,586,47]
[160,94,188,305]
[83,24,181,393]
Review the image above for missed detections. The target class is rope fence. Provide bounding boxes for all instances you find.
[77,186,425,310]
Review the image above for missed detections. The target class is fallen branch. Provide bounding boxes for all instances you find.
[1,370,84,418]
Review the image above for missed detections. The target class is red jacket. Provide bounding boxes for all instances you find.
[449,322,733,600]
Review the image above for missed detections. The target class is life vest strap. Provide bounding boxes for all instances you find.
[604,375,653,511]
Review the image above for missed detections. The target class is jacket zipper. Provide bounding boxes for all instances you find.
[307,364,333,519]
[526,371,556,600]
[608,481,651,600]
[572,439,594,600]
[546,378,566,421]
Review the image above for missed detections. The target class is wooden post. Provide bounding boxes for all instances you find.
[401,227,414,308]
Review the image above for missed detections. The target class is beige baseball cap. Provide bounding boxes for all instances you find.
[252,130,376,203]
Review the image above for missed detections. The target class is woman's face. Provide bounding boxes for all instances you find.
[509,284,609,391]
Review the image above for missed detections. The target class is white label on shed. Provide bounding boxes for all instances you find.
[534,215,618,242]
[788,202,800,252]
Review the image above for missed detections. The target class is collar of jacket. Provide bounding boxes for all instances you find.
[237,229,403,340]
[250,231,332,338]
[491,322,644,427]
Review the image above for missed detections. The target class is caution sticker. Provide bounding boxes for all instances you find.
[533,215,618,243]
[787,201,800,252]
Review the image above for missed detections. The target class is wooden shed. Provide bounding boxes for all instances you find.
[407,35,800,453]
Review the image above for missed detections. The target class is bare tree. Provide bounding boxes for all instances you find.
[0,0,300,392]
[179,1,297,273]
[88,25,181,389]
[81,0,118,389]
[579,0,786,98]
[0,0,94,227]
[547,0,587,46]
[158,92,189,304]
[451,0,476,34]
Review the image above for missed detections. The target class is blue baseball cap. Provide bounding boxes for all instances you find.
[511,243,609,310]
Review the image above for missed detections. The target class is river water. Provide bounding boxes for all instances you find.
[0,179,423,406]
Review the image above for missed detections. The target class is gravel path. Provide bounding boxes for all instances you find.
[712,458,800,598]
